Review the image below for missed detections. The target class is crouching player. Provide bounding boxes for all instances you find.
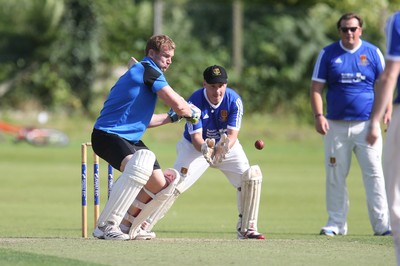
[121,65,265,240]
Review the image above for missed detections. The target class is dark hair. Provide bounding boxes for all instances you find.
[145,35,176,55]
[336,13,363,28]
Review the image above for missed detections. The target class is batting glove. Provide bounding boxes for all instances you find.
[184,103,201,124]
[167,108,182,123]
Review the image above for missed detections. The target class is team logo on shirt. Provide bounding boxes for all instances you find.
[359,54,368,66]
[180,167,188,176]
[220,110,228,122]
[341,72,366,83]
[329,157,337,167]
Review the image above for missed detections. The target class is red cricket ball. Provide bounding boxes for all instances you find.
[255,139,264,150]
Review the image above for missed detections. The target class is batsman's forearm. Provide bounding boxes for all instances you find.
[158,88,192,117]
[174,100,192,117]
[148,114,170,128]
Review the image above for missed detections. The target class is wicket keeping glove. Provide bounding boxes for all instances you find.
[201,138,215,165]
[213,133,230,164]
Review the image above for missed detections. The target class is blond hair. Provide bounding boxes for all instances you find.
[145,35,176,55]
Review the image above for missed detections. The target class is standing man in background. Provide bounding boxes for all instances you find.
[91,34,200,240]
[310,13,391,237]
[366,11,400,265]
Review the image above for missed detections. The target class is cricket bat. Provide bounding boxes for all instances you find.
[127,56,138,68]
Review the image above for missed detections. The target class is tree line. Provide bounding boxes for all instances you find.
[0,0,398,122]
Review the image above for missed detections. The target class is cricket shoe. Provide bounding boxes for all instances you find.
[237,229,265,240]
[374,230,392,236]
[119,222,156,240]
[319,229,336,237]
[134,220,156,240]
[133,228,156,240]
[93,222,130,240]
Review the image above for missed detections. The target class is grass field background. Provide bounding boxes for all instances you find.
[0,113,396,265]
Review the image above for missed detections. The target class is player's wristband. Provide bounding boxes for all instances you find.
[167,109,181,123]
[314,113,323,119]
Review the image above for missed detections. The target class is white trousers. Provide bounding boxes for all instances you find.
[173,138,250,213]
[383,105,400,264]
[322,120,390,235]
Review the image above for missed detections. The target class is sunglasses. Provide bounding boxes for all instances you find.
[340,27,359,33]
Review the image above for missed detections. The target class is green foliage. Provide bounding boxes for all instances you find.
[0,0,68,110]
[0,0,150,113]
[4,62,73,110]
[0,0,64,61]
[239,6,330,118]
[0,0,397,121]
[52,0,100,111]
[160,2,232,101]
[95,0,153,63]
[185,2,232,50]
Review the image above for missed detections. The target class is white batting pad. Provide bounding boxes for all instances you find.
[240,165,262,232]
[145,188,181,232]
[143,173,189,231]
[96,150,155,227]
[128,168,180,239]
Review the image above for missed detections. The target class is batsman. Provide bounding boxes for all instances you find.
[91,35,200,240]
[121,65,265,240]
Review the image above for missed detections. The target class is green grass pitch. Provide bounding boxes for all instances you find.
[0,114,395,265]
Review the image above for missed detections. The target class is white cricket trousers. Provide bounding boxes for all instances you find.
[383,105,400,265]
[322,120,390,235]
[173,138,250,216]
[174,138,250,192]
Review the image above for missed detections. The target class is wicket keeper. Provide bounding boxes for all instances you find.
[121,65,265,240]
